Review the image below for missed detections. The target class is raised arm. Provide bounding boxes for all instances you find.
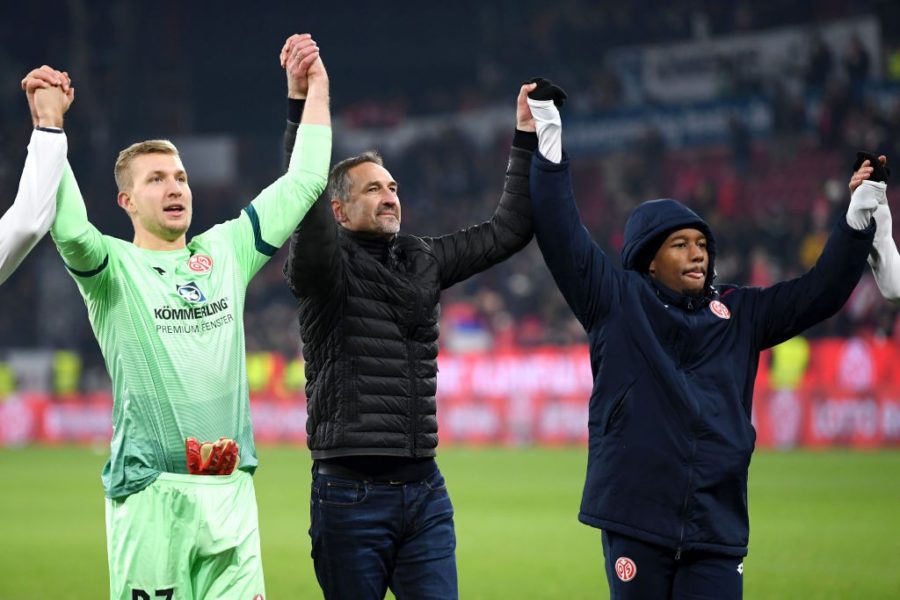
[232,34,331,281]
[18,67,109,279]
[280,34,342,299]
[851,155,900,304]
[425,83,536,289]
[749,157,878,349]
[0,69,72,284]
[52,160,108,278]
[528,82,621,330]
[869,201,900,304]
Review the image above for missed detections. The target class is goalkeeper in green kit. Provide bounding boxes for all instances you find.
[25,33,331,599]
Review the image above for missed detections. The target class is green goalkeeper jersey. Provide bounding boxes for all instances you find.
[51,125,331,499]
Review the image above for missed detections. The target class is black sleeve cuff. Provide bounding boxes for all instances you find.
[512,129,538,152]
[287,98,306,124]
[35,126,64,134]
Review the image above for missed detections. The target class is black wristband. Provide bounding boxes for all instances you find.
[287,98,305,124]
[513,129,538,152]
[35,126,64,134]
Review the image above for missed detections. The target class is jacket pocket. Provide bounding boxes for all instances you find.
[316,478,369,507]
[603,379,635,436]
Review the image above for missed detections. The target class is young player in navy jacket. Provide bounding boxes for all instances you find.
[526,84,876,599]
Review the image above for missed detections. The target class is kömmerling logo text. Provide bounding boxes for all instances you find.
[154,298,229,320]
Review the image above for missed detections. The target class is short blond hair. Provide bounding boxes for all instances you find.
[114,139,179,191]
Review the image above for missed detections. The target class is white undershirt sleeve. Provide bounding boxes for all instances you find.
[527,98,562,163]
[0,129,67,285]
[868,200,900,305]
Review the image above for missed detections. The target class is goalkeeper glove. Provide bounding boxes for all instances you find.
[185,437,240,475]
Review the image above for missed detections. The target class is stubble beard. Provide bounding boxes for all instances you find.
[377,214,400,236]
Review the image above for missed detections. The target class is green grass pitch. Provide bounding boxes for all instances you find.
[1,447,899,598]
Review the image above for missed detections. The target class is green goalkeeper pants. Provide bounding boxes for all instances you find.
[105,470,265,600]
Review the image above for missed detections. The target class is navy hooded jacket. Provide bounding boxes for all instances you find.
[530,151,875,557]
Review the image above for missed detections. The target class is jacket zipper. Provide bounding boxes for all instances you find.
[676,429,697,560]
[406,291,421,458]
[677,350,700,560]
[676,434,696,561]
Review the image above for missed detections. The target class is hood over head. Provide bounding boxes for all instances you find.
[621,198,717,293]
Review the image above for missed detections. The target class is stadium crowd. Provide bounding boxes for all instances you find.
[1,1,899,392]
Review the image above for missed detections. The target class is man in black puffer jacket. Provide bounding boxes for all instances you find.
[281,62,538,599]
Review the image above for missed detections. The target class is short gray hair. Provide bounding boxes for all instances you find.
[327,151,384,202]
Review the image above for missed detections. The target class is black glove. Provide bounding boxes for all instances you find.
[524,77,567,107]
[852,151,891,183]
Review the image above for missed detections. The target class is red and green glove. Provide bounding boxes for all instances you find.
[185,437,240,475]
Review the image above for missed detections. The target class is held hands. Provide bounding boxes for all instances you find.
[33,87,71,128]
[524,77,567,163]
[280,33,326,99]
[516,82,537,132]
[20,65,74,127]
[850,152,890,188]
[186,437,240,475]
[525,77,567,107]
[846,153,889,231]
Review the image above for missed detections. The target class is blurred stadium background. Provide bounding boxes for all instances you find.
[2,1,900,598]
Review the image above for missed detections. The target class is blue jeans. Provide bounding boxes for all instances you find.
[309,463,458,600]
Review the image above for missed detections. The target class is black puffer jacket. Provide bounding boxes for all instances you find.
[284,123,534,459]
